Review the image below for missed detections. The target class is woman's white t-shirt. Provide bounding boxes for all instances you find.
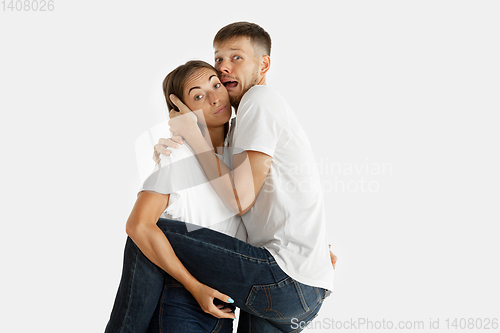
[140,136,247,241]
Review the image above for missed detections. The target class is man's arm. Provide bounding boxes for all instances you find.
[168,95,271,215]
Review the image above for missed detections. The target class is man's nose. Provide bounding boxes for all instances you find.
[218,59,231,73]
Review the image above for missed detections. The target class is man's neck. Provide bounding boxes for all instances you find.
[233,80,267,113]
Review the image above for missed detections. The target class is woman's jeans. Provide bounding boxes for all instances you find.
[105,218,327,333]
[147,274,234,333]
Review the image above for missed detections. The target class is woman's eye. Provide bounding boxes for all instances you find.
[215,57,222,62]
[214,83,221,89]
[233,55,241,60]
[194,94,203,101]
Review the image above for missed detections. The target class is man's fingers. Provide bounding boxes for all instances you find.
[153,150,159,164]
[172,135,184,145]
[158,138,182,149]
[330,250,338,269]
[169,94,191,114]
[154,144,171,157]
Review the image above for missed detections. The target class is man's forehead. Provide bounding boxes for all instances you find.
[214,37,252,54]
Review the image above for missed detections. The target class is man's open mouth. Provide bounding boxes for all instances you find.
[223,81,238,89]
[221,78,238,89]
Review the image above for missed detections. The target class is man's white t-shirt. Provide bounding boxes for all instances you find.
[232,86,334,291]
[140,136,247,241]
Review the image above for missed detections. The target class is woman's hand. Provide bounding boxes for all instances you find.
[188,281,236,319]
[167,94,206,140]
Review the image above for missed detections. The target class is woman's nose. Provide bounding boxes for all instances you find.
[209,92,220,105]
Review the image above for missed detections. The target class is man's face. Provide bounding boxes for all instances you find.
[214,37,262,108]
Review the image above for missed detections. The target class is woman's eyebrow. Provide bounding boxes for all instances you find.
[188,75,218,95]
[188,86,201,94]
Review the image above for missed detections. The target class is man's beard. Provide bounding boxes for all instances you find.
[230,65,260,109]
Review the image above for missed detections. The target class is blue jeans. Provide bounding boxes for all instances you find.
[105,218,327,333]
[147,275,234,333]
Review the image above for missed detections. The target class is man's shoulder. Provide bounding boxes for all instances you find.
[240,85,288,111]
[243,85,282,99]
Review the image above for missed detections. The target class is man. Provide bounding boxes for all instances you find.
[156,22,336,331]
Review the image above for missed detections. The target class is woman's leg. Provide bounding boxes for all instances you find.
[148,275,234,333]
[155,218,326,332]
[105,237,166,333]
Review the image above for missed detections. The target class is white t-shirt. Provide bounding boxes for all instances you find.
[232,86,334,291]
[141,135,247,241]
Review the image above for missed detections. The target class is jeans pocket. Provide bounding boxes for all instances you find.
[245,277,315,321]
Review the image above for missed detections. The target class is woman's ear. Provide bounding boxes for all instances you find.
[260,55,271,75]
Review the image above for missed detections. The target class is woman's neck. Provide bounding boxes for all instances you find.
[207,125,226,154]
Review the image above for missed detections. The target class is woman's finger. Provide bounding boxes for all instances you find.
[169,94,192,114]
[216,305,234,313]
[213,290,235,305]
[207,303,236,319]
[169,109,181,119]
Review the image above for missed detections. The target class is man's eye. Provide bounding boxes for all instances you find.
[233,56,241,60]
[194,94,203,101]
[214,83,221,89]
[215,58,222,62]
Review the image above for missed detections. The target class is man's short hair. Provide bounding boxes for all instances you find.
[213,21,272,57]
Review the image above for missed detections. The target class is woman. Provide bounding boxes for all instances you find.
[105,60,333,333]
[106,60,243,333]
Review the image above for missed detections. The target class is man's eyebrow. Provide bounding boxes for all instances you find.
[188,75,218,94]
[214,48,245,55]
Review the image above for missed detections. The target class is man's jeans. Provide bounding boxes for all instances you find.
[105,218,327,333]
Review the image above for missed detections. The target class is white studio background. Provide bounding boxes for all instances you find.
[1,1,499,332]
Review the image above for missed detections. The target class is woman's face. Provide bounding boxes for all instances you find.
[182,68,231,128]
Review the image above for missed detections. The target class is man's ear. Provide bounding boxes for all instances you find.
[260,55,271,75]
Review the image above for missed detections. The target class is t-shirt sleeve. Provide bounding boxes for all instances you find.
[232,88,289,158]
[139,144,207,195]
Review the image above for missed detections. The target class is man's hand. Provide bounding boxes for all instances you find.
[189,282,236,319]
[329,245,337,269]
[153,135,184,164]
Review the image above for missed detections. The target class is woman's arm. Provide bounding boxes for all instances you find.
[167,95,272,215]
[125,191,235,318]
